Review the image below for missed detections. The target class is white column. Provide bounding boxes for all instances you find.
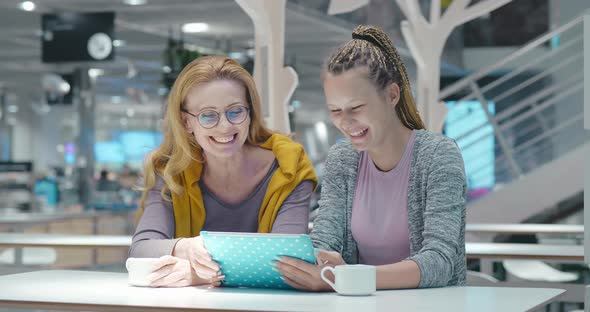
[584,13,589,264]
[11,94,35,163]
[0,91,11,160]
[235,0,298,134]
[327,0,369,15]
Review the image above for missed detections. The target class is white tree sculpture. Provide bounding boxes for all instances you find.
[396,0,511,132]
[328,0,512,132]
[328,0,370,15]
[235,0,297,134]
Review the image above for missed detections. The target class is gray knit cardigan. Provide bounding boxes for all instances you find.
[310,129,467,288]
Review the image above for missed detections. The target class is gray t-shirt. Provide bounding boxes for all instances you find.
[130,160,313,258]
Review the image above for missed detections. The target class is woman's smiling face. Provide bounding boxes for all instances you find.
[323,67,399,151]
[183,79,251,158]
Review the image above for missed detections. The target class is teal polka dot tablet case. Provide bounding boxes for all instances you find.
[200,231,316,289]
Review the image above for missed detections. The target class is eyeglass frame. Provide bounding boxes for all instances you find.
[181,105,251,129]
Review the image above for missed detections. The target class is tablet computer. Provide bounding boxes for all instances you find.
[200,231,316,289]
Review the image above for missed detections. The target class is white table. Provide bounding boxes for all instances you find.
[0,233,131,249]
[465,243,584,262]
[0,270,565,312]
[466,224,584,236]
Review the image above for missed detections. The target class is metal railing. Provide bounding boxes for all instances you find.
[439,15,586,200]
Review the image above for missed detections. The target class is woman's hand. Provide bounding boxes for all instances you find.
[315,249,345,266]
[275,249,345,292]
[172,236,224,281]
[148,255,199,287]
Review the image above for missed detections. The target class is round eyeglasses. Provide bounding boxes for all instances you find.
[181,106,250,129]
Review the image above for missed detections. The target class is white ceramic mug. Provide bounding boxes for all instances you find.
[320,264,376,296]
[126,258,160,286]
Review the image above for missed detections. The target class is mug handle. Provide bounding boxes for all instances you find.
[320,266,337,291]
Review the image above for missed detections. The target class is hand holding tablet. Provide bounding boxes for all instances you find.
[200,231,316,289]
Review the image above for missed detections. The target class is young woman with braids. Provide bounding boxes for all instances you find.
[274,25,466,291]
[129,56,317,287]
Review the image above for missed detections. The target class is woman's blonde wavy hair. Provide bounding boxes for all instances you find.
[138,56,274,211]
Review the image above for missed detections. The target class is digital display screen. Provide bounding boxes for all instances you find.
[94,131,162,164]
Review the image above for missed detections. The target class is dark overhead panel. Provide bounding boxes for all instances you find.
[41,12,115,63]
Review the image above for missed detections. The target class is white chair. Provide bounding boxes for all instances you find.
[0,248,57,266]
[503,260,579,282]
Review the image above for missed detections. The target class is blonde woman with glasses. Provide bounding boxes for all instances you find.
[130,56,317,287]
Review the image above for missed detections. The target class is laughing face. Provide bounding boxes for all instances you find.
[323,67,399,152]
[183,79,251,159]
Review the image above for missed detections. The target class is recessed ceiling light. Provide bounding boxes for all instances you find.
[182,23,209,33]
[123,0,146,5]
[19,1,35,11]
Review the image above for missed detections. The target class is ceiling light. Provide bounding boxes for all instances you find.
[58,81,70,94]
[123,0,146,5]
[19,1,35,11]
[182,23,209,33]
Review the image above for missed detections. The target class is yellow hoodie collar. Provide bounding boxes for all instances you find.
[183,134,300,186]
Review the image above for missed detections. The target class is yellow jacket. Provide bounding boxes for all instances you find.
[171,134,318,238]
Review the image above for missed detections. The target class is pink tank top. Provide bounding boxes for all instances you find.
[351,130,415,265]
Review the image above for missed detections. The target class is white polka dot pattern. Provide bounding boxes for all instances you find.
[201,231,316,289]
